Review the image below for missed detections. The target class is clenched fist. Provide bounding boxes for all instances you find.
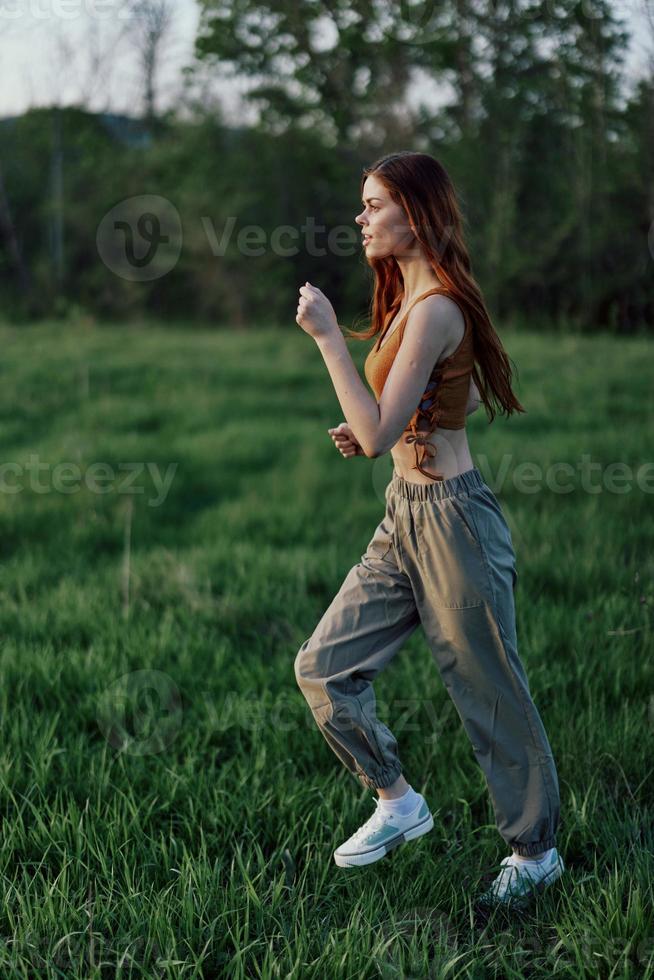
[328,422,364,458]
[296,281,339,342]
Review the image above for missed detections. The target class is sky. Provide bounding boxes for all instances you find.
[0,0,652,121]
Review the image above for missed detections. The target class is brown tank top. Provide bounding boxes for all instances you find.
[363,287,474,481]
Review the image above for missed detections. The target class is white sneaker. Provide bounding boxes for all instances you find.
[477,848,565,909]
[333,795,434,868]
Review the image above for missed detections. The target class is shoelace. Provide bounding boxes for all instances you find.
[348,799,391,843]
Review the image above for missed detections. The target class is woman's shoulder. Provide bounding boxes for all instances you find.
[399,289,464,351]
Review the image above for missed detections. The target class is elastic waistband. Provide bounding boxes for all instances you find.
[390,466,485,501]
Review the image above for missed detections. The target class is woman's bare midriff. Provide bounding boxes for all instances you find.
[390,425,475,484]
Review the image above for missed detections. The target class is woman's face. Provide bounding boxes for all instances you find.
[354,175,414,258]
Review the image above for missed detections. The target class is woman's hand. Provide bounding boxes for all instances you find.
[296,281,339,343]
[328,422,364,458]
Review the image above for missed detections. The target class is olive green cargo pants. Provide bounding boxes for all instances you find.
[294,466,560,858]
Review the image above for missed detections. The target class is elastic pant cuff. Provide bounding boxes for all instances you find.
[355,761,403,790]
[511,835,557,857]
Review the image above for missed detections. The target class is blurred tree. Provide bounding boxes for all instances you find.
[0,159,32,302]
[0,1,650,329]
[127,0,176,129]
[193,0,455,145]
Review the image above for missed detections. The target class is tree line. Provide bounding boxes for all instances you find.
[0,0,652,331]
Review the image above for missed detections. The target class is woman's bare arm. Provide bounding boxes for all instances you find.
[466,377,481,415]
[315,296,455,458]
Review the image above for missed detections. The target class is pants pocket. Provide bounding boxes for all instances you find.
[417,498,488,609]
[447,495,485,555]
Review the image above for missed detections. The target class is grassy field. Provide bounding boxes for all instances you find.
[0,319,652,979]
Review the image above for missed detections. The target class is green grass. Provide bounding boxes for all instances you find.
[0,318,652,979]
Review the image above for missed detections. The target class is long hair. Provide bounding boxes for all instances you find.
[345,151,525,424]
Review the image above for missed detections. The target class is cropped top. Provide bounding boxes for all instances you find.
[363,286,474,481]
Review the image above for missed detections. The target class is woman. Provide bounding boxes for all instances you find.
[293,151,564,909]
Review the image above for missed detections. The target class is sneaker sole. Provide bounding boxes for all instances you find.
[333,811,434,868]
[477,856,565,909]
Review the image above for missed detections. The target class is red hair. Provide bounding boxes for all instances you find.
[345,151,526,425]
